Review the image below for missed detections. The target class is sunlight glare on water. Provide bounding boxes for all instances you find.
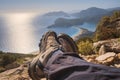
[3,13,38,53]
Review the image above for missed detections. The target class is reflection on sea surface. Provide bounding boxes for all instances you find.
[0,13,95,53]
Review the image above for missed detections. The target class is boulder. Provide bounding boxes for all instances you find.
[96,52,116,64]
[117,53,120,59]
[114,64,120,68]
[94,39,120,54]
[98,45,106,55]
[112,43,120,53]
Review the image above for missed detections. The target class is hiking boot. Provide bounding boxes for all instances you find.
[39,31,59,53]
[58,33,79,53]
[28,55,44,80]
[38,31,60,65]
[28,31,60,80]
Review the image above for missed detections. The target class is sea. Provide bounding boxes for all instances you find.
[0,12,96,53]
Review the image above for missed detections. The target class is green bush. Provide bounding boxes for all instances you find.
[76,37,93,43]
[77,40,94,55]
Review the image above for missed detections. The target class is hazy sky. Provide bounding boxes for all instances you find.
[0,0,120,13]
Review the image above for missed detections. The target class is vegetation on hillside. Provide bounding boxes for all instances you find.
[0,51,35,72]
[77,11,120,55]
[94,11,120,41]
[77,37,95,55]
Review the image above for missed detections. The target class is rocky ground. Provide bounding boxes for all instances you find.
[0,53,119,80]
[0,57,32,80]
[0,52,46,80]
[0,38,120,80]
[81,53,120,68]
[84,38,120,68]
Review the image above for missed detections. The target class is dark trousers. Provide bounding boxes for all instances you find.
[44,50,120,80]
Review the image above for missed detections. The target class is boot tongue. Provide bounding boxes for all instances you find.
[46,36,59,50]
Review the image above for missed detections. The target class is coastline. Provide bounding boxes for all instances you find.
[72,27,94,41]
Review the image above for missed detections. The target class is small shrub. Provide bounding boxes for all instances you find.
[77,40,94,55]
[118,38,120,42]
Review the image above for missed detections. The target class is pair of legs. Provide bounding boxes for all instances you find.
[28,31,120,80]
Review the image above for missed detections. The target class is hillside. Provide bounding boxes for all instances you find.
[0,51,37,80]
[72,7,108,18]
[32,11,70,27]
[94,11,120,41]
[0,51,35,72]
[48,7,120,28]
[43,11,69,17]
[48,18,84,28]
[76,11,120,68]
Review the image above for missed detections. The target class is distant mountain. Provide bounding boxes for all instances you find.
[72,7,108,18]
[43,11,70,17]
[32,11,70,27]
[48,18,84,28]
[48,7,120,28]
[107,7,120,11]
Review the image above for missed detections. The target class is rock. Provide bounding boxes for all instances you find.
[117,53,120,59]
[98,45,106,55]
[114,64,120,68]
[105,57,114,63]
[93,42,102,49]
[94,38,120,54]
[96,52,116,61]
[9,66,24,75]
[93,41,111,53]
[112,43,120,53]
[96,52,116,63]
[93,40,111,49]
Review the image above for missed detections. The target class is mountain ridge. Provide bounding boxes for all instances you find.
[72,7,108,18]
[47,7,120,28]
[42,11,70,17]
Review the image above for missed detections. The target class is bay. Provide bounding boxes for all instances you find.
[0,13,96,53]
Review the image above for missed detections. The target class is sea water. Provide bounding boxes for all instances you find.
[0,13,96,53]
